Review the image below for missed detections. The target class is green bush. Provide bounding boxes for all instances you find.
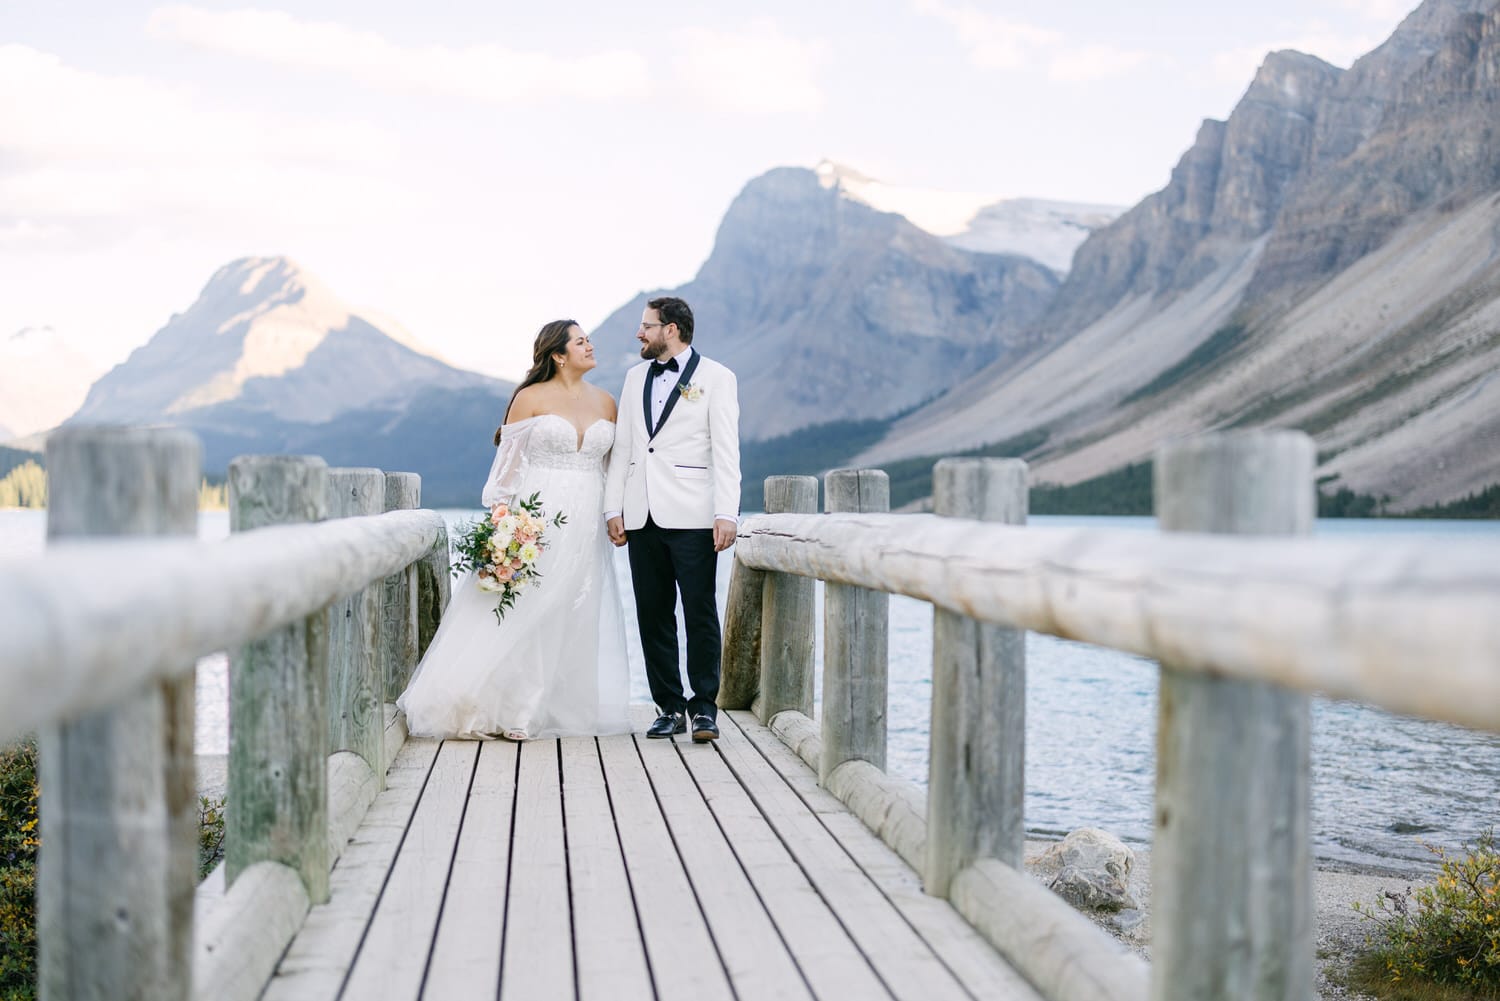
[198,795,226,881]
[0,740,38,1001]
[1354,829,1500,997]
[0,740,229,1001]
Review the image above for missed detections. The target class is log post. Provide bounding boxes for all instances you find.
[757,475,819,723]
[1151,431,1315,1001]
[925,457,1028,897]
[381,472,421,700]
[718,555,766,710]
[225,455,331,903]
[38,426,201,1001]
[820,469,890,783]
[416,521,451,660]
[326,468,386,785]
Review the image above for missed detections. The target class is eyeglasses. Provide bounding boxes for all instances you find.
[638,322,666,331]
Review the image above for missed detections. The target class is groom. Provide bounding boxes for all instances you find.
[605,296,741,742]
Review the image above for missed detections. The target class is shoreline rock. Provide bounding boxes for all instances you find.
[1023,837,1425,1000]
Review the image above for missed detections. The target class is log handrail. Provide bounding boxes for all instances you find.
[733,507,1500,733]
[0,509,447,745]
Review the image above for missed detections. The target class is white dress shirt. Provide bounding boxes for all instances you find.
[606,345,736,526]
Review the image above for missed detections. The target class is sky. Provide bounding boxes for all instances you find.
[1,0,1415,381]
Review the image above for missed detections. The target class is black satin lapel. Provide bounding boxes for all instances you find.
[652,351,702,439]
[641,365,654,438]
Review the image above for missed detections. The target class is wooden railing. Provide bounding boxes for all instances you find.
[0,428,451,1001]
[721,430,1500,1001]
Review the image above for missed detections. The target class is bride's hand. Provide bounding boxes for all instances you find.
[606,516,627,547]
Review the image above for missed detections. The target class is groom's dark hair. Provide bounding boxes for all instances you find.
[648,296,694,344]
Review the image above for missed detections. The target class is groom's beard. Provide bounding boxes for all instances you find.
[639,340,666,360]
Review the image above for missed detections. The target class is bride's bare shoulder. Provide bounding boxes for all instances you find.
[506,384,546,422]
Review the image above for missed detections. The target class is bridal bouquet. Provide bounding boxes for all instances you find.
[451,492,568,623]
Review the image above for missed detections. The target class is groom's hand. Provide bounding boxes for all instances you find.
[713,518,736,553]
[606,516,627,547]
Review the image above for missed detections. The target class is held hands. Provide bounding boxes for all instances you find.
[713,518,737,553]
[606,516,627,547]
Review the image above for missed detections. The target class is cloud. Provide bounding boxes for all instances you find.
[146,5,651,103]
[673,21,826,114]
[0,44,390,165]
[909,0,1059,70]
[911,0,1150,83]
[0,44,410,247]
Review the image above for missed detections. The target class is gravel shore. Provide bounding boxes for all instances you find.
[1023,839,1423,1000]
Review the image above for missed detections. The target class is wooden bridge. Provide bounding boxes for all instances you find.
[3,427,1498,1001]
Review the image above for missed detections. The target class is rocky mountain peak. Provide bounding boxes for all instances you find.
[70,257,488,426]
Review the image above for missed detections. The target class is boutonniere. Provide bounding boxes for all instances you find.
[679,382,704,402]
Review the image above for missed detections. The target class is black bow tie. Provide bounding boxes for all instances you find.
[648,357,680,379]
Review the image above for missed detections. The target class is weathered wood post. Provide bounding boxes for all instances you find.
[416,522,451,660]
[382,472,421,700]
[757,475,819,723]
[718,554,766,710]
[1152,431,1315,1001]
[820,469,889,783]
[925,458,1028,896]
[326,468,386,785]
[39,426,201,1001]
[226,455,331,902]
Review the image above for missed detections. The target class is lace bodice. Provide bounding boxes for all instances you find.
[525,415,614,471]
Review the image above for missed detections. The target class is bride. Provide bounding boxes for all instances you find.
[397,319,632,740]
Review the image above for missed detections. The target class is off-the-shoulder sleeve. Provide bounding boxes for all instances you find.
[480,421,534,508]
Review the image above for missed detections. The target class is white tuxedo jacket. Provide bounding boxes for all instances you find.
[605,352,740,530]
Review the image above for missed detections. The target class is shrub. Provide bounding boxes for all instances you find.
[198,795,226,881]
[0,740,38,1001]
[1354,829,1500,997]
[0,740,229,1001]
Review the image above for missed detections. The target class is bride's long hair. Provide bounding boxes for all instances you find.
[494,319,579,446]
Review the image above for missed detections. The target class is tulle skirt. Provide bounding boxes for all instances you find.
[397,465,632,739]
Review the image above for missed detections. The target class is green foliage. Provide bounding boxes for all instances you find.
[1407,483,1500,520]
[0,741,229,1000]
[1353,830,1500,996]
[198,478,228,511]
[0,740,38,1000]
[1319,485,1392,518]
[197,795,226,882]
[0,448,40,483]
[1122,323,1248,405]
[0,463,46,509]
[1031,461,1154,516]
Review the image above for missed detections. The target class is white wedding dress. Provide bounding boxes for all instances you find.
[397,414,632,739]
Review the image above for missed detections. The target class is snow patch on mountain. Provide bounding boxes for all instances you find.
[814,160,1122,273]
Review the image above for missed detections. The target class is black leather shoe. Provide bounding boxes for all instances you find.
[691,714,719,743]
[646,711,686,738]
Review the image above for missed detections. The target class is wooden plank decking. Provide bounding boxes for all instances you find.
[264,708,1042,1001]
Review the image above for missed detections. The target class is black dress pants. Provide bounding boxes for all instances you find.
[626,515,721,721]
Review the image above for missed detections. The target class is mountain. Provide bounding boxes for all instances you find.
[66,257,515,505]
[0,326,104,440]
[586,165,1065,441]
[859,0,1500,512]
